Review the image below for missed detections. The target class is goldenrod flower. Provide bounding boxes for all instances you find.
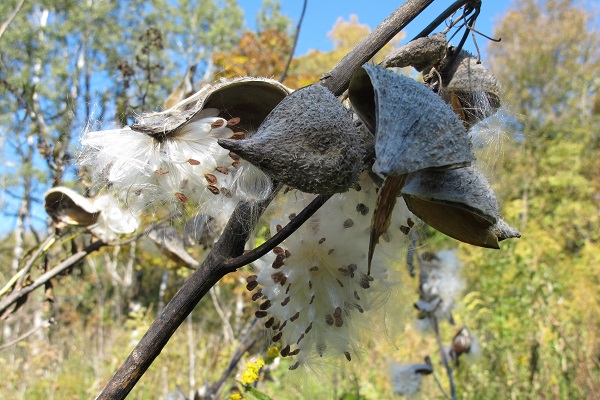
[240,357,265,385]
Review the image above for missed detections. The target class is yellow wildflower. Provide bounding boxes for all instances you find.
[240,357,265,385]
[266,346,280,361]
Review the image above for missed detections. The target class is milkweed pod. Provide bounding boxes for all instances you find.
[381,32,447,71]
[438,50,501,128]
[349,64,474,178]
[219,84,367,194]
[132,77,293,139]
[148,224,199,268]
[44,187,100,227]
[401,167,510,248]
[491,218,521,242]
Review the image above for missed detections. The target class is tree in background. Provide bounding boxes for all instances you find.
[447,0,600,398]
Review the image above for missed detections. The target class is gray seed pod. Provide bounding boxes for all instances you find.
[401,166,520,248]
[381,33,447,71]
[491,218,521,242]
[44,187,100,227]
[132,77,293,139]
[219,84,366,194]
[349,64,474,178]
[437,50,501,128]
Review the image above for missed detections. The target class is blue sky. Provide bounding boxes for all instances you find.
[238,1,512,58]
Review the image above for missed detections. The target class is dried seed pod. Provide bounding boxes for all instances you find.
[349,64,474,176]
[44,187,100,227]
[401,166,520,248]
[436,50,501,128]
[132,77,292,139]
[219,84,366,194]
[381,32,447,71]
[148,224,199,267]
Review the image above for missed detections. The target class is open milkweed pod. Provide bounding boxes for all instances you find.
[349,64,474,176]
[401,166,520,248]
[219,84,367,194]
[44,187,100,227]
[437,50,501,129]
[349,64,474,270]
[132,77,292,138]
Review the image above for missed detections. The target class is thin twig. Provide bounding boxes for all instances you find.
[0,234,56,296]
[280,0,307,83]
[209,286,235,345]
[0,240,106,317]
[0,319,53,351]
[425,356,452,400]
[412,0,470,40]
[431,314,456,400]
[211,319,260,398]
[0,0,26,41]
[222,194,331,270]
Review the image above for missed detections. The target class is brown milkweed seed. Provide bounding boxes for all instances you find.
[205,174,217,185]
[187,159,201,165]
[211,119,225,129]
[174,192,188,203]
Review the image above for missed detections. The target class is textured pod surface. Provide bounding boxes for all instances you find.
[381,32,447,71]
[438,50,501,128]
[132,77,292,138]
[219,84,366,194]
[44,187,100,227]
[349,64,474,177]
[401,167,503,248]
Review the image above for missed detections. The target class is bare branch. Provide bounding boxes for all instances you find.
[0,0,26,41]
[320,0,435,96]
[279,0,307,83]
[0,240,106,317]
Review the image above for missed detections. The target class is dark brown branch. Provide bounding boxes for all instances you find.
[320,0,435,96]
[0,240,106,317]
[412,0,470,40]
[96,199,274,399]
[431,314,456,400]
[279,0,308,83]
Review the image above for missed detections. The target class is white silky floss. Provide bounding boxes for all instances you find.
[80,108,272,217]
[249,173,414,368]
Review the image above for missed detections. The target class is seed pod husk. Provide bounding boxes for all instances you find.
[219,84,366,194]
[349,64,474,177]
[401,166,519,248]
[132,77,292,139]
[436,50,501,128]
[381,32,447,71]
[44,187,100,227]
